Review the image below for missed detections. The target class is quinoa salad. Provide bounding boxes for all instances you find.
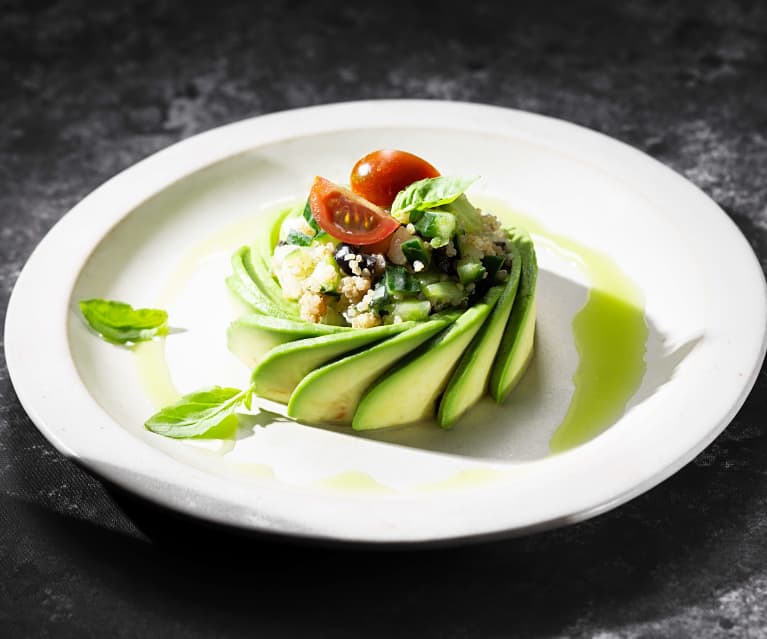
[271,151,515,329]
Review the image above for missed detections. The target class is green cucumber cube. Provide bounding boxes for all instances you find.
[422,281,466,306]
[391,300,432,321]
[401,238,431,268]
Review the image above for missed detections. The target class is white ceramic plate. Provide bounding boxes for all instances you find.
[6,101,766,545]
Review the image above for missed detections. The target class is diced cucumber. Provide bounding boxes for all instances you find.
[457,259,486,285]
[413,211,456,245]
[391,300,431,321]
[401,238,431,268]
[416,270,440,287]
[422,281,466,306]
[277,246,341,295]
[385,265,420,296]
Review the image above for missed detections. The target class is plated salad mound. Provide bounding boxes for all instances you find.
[226,150,538,429]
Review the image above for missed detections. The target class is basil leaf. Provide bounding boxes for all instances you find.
[145,386,243,438]
[391,176,478,223]
[286,229,313,246]
[302,199,320,233]
[302,199,327,240]
[79,299,168,345]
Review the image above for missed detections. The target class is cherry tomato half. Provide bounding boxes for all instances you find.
[350,150,440,208]
[309,176,401,246]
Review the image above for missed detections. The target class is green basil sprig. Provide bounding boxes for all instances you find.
[145,386,252,439]
[79,299,168,345]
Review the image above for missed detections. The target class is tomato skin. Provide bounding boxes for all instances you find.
[350,150,440,208]
[309,176,401,246]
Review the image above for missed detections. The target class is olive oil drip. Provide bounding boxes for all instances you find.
[478,198,648,452]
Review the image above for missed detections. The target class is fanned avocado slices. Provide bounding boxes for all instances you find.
[251,321,417,403]
[227,198,538,428]
[227,314,355,369]
[489,228,538,402]
[226,203,300,316]
[288,315,456,424]
[438,235,524,427]
[353,288,503,430]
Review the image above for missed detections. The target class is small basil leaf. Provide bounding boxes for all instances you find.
[79,299,168,345]
[302,199,328,240]
[391,176,478,223]
[286,229,313,246]
[302,199,320,233]
[145,386,243,438]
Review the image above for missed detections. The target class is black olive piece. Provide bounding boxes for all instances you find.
[334,244,380,276]
[334,244,357,275]
[432,246,457,275]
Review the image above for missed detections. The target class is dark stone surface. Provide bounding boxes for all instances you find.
[2,0,766,637]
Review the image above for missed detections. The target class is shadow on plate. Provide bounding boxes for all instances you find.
[287,269,701,462]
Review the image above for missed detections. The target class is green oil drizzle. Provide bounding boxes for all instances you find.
[549,255,648,452]
[133,338,181,408]
[415,467,509,493]
[316,471,397,494]
[478,198,649,453]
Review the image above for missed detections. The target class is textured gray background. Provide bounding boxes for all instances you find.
[2,0,767,637]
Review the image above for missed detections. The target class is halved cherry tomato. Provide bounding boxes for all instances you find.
[309,176,400,246]
[350,150,440,208]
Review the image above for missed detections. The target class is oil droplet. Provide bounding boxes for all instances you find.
[232,463,275,480]
[416,467,509,493]
[315,471,397,494]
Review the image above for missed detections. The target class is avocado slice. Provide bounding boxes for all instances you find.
[353,288,503,430]
[227,314,355,369]
[251,321,417,403]
[225,273,266,314]
[230,246,301,319]
[288,316,455,424]
[241,245,293,310]
[438,239,524,427]
[229,247,290,318]
[489,228,538,402]
[225,203,314,316]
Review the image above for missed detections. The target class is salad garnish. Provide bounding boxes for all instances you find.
[78,298,168,345]
[144,386,250,438]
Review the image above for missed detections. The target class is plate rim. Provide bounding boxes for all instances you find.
[5,99,767,545]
